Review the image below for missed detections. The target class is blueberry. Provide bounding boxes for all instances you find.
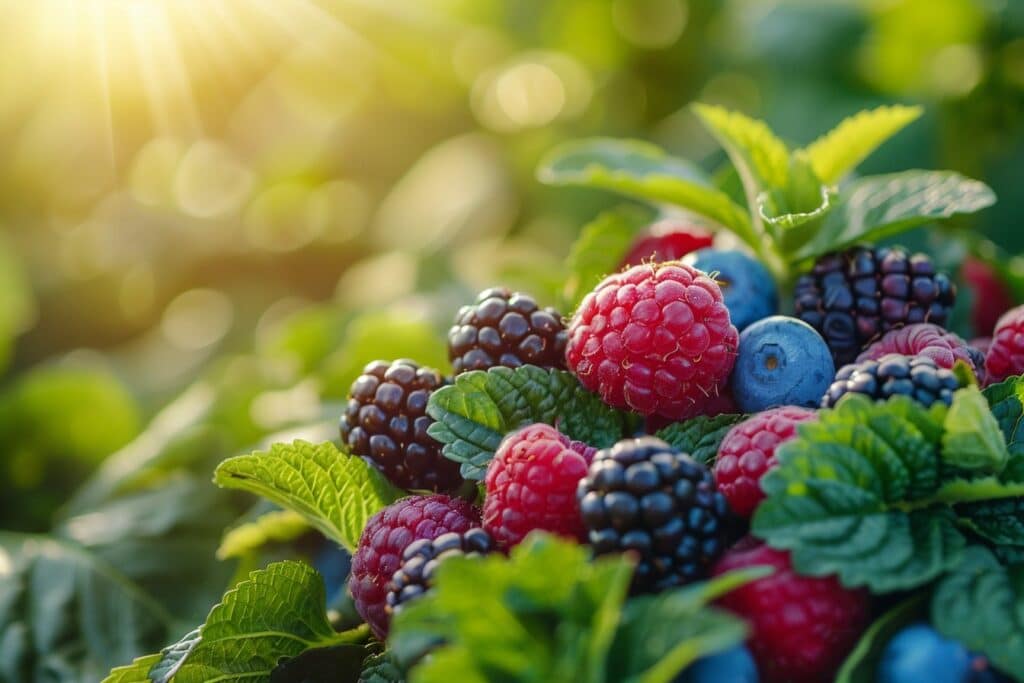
[676,645,758,683]
[730,315,835,412]
[686,248,778,331]
[878,624,971,683]
[312,542,351,604]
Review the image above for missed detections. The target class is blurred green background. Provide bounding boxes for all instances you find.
[1,0,1023,532]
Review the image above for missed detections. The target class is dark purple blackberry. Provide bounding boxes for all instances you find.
[385,528,493,614]
[341,359,463,493]
[448,287,568,375]
[822,353,962,409]
[577,436,733,593]
[794,246,956,365]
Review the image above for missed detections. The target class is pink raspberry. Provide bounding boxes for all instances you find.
[619,220,714,268]
[963,257,1014,337]
[714,406,816,517]
[986,304,1024,385]
[483,424,594,549]
[567,262,739,420]
[714,539,869,683]
[856,323,985,381]
[351,494,479,638]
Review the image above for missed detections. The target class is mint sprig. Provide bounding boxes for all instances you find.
[426,366,626,480]
[654,414,745,466]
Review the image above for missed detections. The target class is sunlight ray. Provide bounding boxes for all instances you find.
[88,2,118,173]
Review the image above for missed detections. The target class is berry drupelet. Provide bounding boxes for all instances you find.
[341,359,463,493]
[385,528,494,615]
[794,246,956,365]
[822,353,961,409]
[577,436,733,593]
[448,288,568,375]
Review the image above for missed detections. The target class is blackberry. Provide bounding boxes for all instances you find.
[577,436,733,593]
[448,287,568,375]
[822,353,961,409]
[794,246,956,365]
[385,528,493,614]
[340,359,463,493]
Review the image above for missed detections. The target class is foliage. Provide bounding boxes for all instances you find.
[654,415,746,467]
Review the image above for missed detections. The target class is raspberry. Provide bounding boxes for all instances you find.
[713,406,817,517]
[794,246,956,365]
[856,323,985,381]
[483,424,595,549]
[340,359,463,493]
[714,539,869,683]
[985,304,1024,385]
[822,353,961,409]
[971,336,992,356]
[567,262,739,420]
[448,288,568,375]
[577,436,733,592]
[385,528,494,615]
[963,257,1014,337]
[351,494,479,638]
[620,220,714,268]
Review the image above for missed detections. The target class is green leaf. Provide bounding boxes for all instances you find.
[958,497,1024,546]
[835,595,927,683]
[536,138,756,248]
[563,205,655,309]
[654,414,746,466]
[217,509,312,560]
[984,376,1024,450]
[426,366,626,480]
[752,395,968,592]
[145,562,365,683]
[801,105,923,184]
[215,440,403,552]
[359,652,403,683]
[942,386,1010,474]
[932,547,1024,681]
[794,171,996,261]
[100,654,163,683]
[759,183,835,253]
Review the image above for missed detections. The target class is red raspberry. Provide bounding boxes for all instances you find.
[986,304,1024,385]
[483,424,594,549]
[351,494,479,638]
[856,323,986,381]
[714,406,817,517]
[620,220,714,268]
[963,257,1014,337]
[567,262,739,420]
[714,539,869,683]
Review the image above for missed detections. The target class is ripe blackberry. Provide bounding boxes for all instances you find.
[794,246,956,365]
[385,528,493,615]
[822,353,961,409]
[577,436,733,593]
[351,494,479,638]
[448,288,568,375]
[341,359,463,493]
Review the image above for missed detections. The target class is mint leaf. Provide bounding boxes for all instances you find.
[426,366,626,480]
[564,205,655,309]
[958,497,1024,546]
[835,595,927,683]
[759,182,835,254]
[691,104,790,199]
[216,509,311,560]
[214,440,403,552]
[801,105,923,184]
[752,396,967,592]
[984,376,1024,450]
[101,654,163,683]
[932,547,1024,681]
[359,652,403,683]
[655,414,746,466]
[536,138,755,247]
[794,171,996,261]
[942,386,1010,474]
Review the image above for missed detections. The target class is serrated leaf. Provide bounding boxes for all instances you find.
[215,441,403,552]
[536,139,756,248]
[958,497,1024,546]
[359,652,403,683]
[932,547,1024,681]
[985,376,1024,450]
[100,654,163,683]
[802,105,923,184]
[794,171,996,261]
[426,366,625,480]
[692,103,790,198]
[217,509,312,560]
[654,414,746,466]
[759,183,835,253]
[564,205,655,309]
[148,628,201,682]
[835,595,927,683]
[942,386,1010,473]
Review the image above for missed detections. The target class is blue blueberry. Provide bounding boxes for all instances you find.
[312,541,350,604]
[878,624,972,683]
[676,645,758,683]
[730,315,834,413]
[686,248,778,330]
